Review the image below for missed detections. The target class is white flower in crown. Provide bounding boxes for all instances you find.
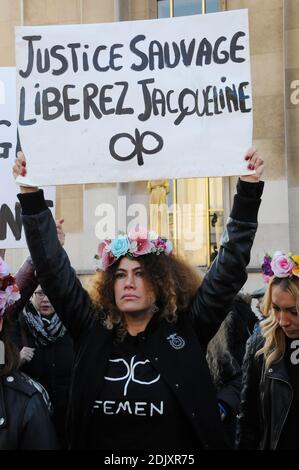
[0,258,10,279]
[0,257,21,316]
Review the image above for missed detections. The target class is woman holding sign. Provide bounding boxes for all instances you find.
[13,148,263,450]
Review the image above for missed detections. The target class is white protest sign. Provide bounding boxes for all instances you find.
[15,9,252,186]
[0,67,55,249]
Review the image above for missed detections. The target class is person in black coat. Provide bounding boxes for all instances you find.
[13,147,264,450]
[3,221,72,448]
[0,257,58,450]
[206,292,258,446]
[13,287,73,449]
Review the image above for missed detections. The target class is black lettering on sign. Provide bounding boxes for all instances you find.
[0,120,11,127]
[109,128,163,166]
[0,200,53,242]
[42,87,64,120]
[19,36,42,78]
[0,120,12,159]
[19,87,37,125]
[114,82,134,115]
[83,83,102,119]
[0,203,22,241]
[51,45,68,75]
[0,143,12,159]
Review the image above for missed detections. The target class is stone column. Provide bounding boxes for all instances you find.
[284,0,299,252]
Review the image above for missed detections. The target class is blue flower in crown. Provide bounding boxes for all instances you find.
[110,235,131,259]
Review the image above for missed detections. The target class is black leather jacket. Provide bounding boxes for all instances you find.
[0,371,58,450]
[18,180,263,449]
[236,329,293,450]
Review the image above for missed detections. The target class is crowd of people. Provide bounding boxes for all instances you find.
[1,145,299,451]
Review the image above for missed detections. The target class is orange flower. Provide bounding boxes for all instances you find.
[291,254,299,265]
[292,265,299,278]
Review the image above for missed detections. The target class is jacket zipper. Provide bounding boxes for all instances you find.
[269,376,293,449]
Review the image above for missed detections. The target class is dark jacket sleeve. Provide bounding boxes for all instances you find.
[217,368,242,416]
[5,258,38,321]
[190,179,264,349]
[20,392,59,450]
[18,190,95,340]
[235,331,264,449]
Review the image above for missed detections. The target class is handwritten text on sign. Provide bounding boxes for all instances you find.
[0,67,55,249]
[15,10,252,185]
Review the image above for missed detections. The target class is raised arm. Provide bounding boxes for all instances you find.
[5,257,37,321]
[5,219,66,321]
[190,148,264,348]
[13,152,95,339]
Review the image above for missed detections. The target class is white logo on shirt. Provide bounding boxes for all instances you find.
[93,399,164,416]
[166,333,185,350]
[104,355,160,396]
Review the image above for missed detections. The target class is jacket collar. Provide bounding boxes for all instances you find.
[265,356,290,383]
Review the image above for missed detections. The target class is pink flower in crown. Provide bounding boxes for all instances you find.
[271,251,296,278]
[128,226,152,257]
[131,238,152,257]
[0,283,20,316]
[95,240,115,271]
[97,241,110,257]
[0,257,10,279]
[5,284,21,306]
[101,250,115,269]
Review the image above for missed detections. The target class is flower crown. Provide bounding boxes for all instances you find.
[0,257,21,316]
[94,227,173,271]
[261,251,299,283]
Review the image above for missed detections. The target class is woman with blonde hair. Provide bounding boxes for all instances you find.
[236,252,299,450]
[13,148,263,450]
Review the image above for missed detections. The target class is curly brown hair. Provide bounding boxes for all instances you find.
[88,253,203,338]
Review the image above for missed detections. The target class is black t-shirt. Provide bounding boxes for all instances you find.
[276,337,299,450]
[89,331,199,451]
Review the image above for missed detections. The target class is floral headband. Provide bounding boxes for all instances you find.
[261,251,299,283]
[94,227,173,271]
[0,257,21,316]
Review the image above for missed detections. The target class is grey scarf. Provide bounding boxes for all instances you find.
[22,302,66,347]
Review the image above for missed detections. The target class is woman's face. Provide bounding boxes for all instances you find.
[32,287,55,316]
[272,284,299,338]
[114,257,156,314]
